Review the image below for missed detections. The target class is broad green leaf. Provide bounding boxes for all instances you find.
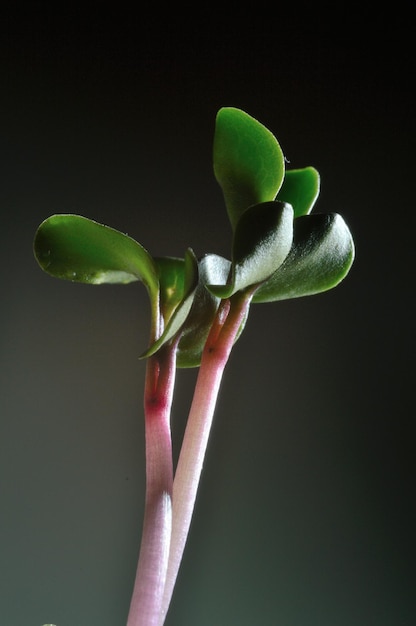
[141,250,199,359]
[276,167,320,217]
[253,213,355,303]
[34,214,159,297]
[177,254,232,368]
[214,107,285,230]
[209,202,293,298]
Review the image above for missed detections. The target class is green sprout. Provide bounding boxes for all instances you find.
[33,107,354,626]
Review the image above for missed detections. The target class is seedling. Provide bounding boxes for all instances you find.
[34,107,354,625]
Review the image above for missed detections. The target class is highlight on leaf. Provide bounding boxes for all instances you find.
[253,213,355,303]
[208,201,294,299]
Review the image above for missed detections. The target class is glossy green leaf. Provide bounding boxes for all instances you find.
[213,107,285,230]
[177,254,232,368]
[253,213,355,303]
[209,201,293,299]
[34,214,159,296]
[276,167,320,217]
[141,250,199,359]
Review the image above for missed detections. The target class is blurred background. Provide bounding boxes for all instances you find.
[1,5,414,625]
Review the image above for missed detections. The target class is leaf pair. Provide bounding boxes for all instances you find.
[33,106,355,369]
[33,215,230,367]
[214,107,321,223]
[213,107,354,303]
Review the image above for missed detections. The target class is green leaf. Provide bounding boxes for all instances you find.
[213,107,285,230]
[34,214,159,296]
[177,254,232,368]
[276,167,320,217]
[141,250,199,359]
[154,252,197,324]
[209,201,294,298]
[253,213,355,303]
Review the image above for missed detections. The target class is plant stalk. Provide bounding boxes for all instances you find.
[160,292,252,623]
[127,343,177,626]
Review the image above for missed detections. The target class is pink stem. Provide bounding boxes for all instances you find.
[160,293,252,623]
[127,344,177,626]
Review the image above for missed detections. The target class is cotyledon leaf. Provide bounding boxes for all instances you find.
[214,107,285,230]
[33,214,159,298]
[154,252,197,324]
[208,201,294,299]
[276,167,320,217]
[140,249,199,359]
[253,213,355,303]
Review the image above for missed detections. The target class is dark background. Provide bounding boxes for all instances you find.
[1,5,414,625]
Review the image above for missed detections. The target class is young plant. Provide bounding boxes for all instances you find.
[34,107,354,625]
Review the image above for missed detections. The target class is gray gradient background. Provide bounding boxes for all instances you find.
[1,6,414,626]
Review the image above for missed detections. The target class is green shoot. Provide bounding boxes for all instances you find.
[33,107,354,625]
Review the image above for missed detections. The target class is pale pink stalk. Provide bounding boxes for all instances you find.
[127,344,177,626]
[160,293,252,623]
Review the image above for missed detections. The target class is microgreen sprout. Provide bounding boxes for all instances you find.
[34,107,354,625]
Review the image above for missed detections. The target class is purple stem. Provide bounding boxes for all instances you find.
[127,344,177,626]
[160,292,253,623]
